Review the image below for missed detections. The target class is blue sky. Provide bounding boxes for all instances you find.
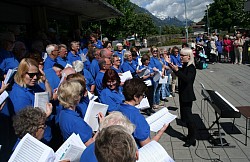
[130,0,213,22]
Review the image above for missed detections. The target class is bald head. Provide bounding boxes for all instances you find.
[63,67,76,77]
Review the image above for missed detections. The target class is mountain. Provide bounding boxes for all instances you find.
[130,2,193,27]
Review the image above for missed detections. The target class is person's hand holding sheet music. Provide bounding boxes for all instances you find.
[152,124,169,142]
[52,88,58,101]
[45,103,53,117]
[0,81,9,94]
[98,112,105,124]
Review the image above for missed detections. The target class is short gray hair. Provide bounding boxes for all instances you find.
[99,111,135,134]
[46,44,57,55]
[72,60,84,73]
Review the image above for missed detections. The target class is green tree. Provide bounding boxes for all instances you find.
[83,0,157,39]
[203,0,250,32]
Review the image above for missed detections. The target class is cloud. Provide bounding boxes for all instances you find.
[130,0,213,22]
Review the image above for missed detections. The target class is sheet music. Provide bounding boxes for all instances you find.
[34,92,49,112]
[153,71,161,82]
[55,133,86,162]
[84,100,108,131]
[65,64,72,68]
[0,91,8,105]
[159,76,168,84]
[87,91,98,101]
[138,68,150,78]
[61,145,85,162]
[8,133,55,162]
[215,91,239,112]
[4,68,17,84]
[137,140,174,162]
[57,72,66,88]
[146,108,177,132]
[79,54,87,62]
[120,71,133,82]
[135,97,150,110]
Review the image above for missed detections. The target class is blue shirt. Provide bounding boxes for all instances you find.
[44,68,60,90]
[84,57,91,71]
[83,69,95,91]
[89,59,100,79]
[67,51,82,64]
[44,56,57,70]
[80,142,97,162]
[111,66,122,73]
[119,103,150,146]
[114,50,125,65]
[100,88,124,112]
[77,96,90,118]
[95,71,105,96]
[92,40,103,49]
[0,49,19,74]
[9,83,44,113]
[121,60,137,74]
[170,54,182,67]
[59,108,92,142]
[57,56,70,67]
[149,57,162,71]
[8,83,52,143]
[139,65,153,82]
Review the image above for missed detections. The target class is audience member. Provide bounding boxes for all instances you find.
[44,44,59,70]
[100,69,124,112]
[95,125,138,162]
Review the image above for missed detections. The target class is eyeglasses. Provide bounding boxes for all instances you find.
[26,72,40,78]
[38,124,47,130]
[115,60,121,62]
[107,80,117,85]
[153,50,158,53]
[180,54,188,56]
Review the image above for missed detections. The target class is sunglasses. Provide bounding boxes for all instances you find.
[180,54,188,56]
[26,72,40,78]
[153,50,158,53]
[107,80,117,85]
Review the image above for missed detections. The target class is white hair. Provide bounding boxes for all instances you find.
[72,60,84,73]
[46,44,57,55]
[180,47,195,66]
[99,111,135,134]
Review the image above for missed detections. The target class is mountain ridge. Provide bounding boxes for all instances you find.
[130,2,193,27]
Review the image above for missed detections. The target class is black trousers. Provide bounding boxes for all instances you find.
[180,101,196,140]
[145,85,154,109]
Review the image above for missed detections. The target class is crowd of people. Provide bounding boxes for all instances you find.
[1,28,247,161]
[191,32,250,68]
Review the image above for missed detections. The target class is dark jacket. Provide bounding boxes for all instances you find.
[175,63,196,102]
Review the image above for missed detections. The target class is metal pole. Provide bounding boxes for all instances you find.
[184,0,188,44]
[206,5,210,36]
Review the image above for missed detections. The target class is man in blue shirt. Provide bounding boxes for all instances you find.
[170,46,181,96]
[44,63,64,90]
[44,44,58,70]
[67,41,82,64]
[0,32,19,74]
[95,58,111,96]
[89,49,101,79]
[57,44,70,67]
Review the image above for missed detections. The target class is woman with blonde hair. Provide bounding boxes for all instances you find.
[169,47,197,147]
[149,46,165,109]
[58,80,101,146]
